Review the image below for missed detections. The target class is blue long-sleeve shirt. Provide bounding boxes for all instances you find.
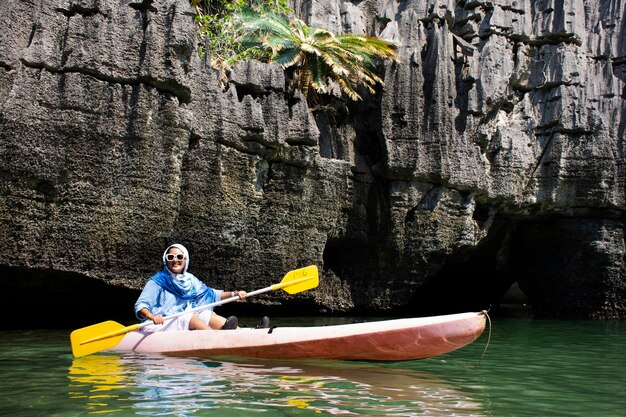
[134,275,222,321]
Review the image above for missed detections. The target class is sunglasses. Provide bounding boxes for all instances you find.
[165,253,186,262]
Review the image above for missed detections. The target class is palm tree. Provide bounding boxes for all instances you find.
[233,10,398,103]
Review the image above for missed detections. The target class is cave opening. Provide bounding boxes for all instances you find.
[322,236,378,292]
[405,219,532,318]
[0,267,139,330]
[321,216,537,318]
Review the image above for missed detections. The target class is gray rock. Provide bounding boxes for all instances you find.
[0,0,625,320]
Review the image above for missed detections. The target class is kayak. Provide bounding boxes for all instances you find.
[109,311,487,361]
[111,311,487,361]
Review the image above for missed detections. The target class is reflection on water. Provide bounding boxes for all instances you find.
[68,354,484,416]
[68,355,130,414]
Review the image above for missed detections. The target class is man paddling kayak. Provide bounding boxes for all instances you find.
[135,243,268,331]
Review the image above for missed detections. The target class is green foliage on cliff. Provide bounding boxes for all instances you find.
[190,1,397,103]
[191,0,291,67]
[235,10,397,102]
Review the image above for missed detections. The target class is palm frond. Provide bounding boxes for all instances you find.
[237,10,294,40]
[335,74,362,101]
[226,8,397,103]
[308,55,328,92]
[274,48,303,68]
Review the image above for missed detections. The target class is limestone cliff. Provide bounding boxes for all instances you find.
[0,0,624,325]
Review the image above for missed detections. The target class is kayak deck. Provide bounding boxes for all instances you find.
[111,311,487,361]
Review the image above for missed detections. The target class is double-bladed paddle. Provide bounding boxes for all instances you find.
[70,265,319,358]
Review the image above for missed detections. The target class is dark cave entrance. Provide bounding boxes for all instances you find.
[322,237,378,283]
[405,254,529,318]
[405,219,531,318]
[0,267,140,330]
[322,220,532,317]
[321,215,535,317]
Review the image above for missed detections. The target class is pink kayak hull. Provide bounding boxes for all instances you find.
[110,311,487,361]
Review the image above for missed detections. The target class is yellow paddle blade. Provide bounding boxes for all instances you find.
[70,320,136,358]
[275,265,319,294]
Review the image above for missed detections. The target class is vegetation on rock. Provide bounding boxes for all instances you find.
[190,1,397,103]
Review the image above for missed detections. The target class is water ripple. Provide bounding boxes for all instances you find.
[67,354,484,416]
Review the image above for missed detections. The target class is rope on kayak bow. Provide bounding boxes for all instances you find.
[478,309,492,366]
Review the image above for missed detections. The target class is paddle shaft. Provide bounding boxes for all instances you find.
[80,276,312,345]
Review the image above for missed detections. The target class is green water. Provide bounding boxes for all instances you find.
[0,317,624,416]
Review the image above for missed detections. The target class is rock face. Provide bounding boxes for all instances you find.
[0,0,624,323]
